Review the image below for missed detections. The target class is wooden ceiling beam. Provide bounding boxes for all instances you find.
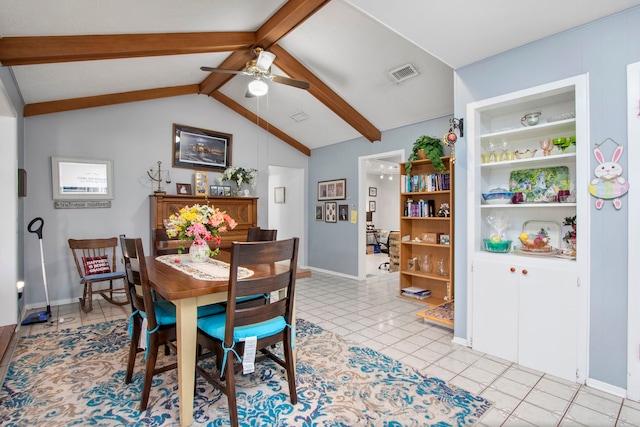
[24,85,199,116]
[256,0,331,48]
[0,32,255,66]
[211,91,311,157]
[269,44,381,143]
[199,50,254,95]
[199,0,331,95]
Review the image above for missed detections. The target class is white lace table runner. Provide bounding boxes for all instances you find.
[155,255,254,281]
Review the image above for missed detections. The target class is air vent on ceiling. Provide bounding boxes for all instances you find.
[389,63,419,83]
[289,110,309,122]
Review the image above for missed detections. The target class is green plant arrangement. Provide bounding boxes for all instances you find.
[405,135,446,175]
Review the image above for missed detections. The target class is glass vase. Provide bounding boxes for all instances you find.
[189,242,210,263]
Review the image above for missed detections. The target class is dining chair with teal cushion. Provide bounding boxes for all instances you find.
[196,237,299,427]
[119,236,224,411]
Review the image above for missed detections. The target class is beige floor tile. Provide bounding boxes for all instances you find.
[448,375,483,395]
[564,402,617,426]
[490,377,533,400]
[512,401,561,426]
[573,388,622,418]
[481,388,523,413]
[535,377,580,401]
[619,404,640,426]
[524,388,570,415]
[502,366,543,387]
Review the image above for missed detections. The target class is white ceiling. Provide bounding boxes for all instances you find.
[1,0,639,153]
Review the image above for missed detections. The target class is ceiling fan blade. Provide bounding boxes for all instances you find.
[271,75,311,90]
[200,66,246,75]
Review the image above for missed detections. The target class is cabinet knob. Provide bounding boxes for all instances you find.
[510,267,516,273]
[522,269,528,275]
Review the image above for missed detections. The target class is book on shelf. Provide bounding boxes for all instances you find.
[402,173,450,193]
[401,286,431,299]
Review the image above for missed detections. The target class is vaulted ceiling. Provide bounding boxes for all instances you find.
[1,0,639,156]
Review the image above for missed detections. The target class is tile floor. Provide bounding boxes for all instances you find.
[3,253,640,427]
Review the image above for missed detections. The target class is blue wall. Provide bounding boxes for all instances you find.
[454,6,640,388]
[307,116,451,276]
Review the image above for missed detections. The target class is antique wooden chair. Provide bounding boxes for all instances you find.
[119,236,225,411]
[68,237,128,312]
[196,238,299,427]
[246,227,277,242]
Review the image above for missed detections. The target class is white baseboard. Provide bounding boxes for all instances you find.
[586,377,627,399]
[452,336,468,347]
[306,266,359,281]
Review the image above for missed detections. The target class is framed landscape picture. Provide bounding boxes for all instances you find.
[172,123,232,171]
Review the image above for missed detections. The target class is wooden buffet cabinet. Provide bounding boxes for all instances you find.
[149,194,257,256]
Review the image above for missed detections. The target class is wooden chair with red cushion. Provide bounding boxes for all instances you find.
[68,237,129,312]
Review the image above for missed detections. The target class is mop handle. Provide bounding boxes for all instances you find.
[28,217,44,239]
[27,217,50,307]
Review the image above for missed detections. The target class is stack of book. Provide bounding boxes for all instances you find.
[401,287,431,300]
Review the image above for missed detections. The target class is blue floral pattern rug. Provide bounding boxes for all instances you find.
[0,319,491,426]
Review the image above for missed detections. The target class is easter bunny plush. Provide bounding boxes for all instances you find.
[588,145,629,209]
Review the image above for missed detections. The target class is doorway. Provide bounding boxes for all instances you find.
[357,149,404,280]
[267,165,306,266]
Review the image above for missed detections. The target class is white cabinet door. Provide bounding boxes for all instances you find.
[471,258,518,362]
[518,265,578,381]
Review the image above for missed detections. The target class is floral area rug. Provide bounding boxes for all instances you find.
[0,319,491,426]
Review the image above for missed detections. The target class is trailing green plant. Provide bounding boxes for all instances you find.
[405,135,445,175]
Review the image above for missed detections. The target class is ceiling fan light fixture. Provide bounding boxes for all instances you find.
[256,50,276,71]
[248,79,269,97]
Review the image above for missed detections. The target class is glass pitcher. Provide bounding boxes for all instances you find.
[437,258,448,277]
[419,254,432,273]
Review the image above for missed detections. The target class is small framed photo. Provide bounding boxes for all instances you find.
[338,204,349,221]
[209,185,218,196]
[194,170,208,196]
[314,205,324,221]
[274,186,285,204]
[369,187,377,197]
[176,183,192,195]
[223,186,231,196]
[325,202,337,223]
[369,200,376,212]
[440,234,450,245]
[317,178,346,201]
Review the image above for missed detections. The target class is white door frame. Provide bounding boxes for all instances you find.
[357,149,405,280]
[627,61,640,401]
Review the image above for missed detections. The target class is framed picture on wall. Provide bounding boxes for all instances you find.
[172,123,232,171]
[315,205,324,221]
[338,204,349,221]
[176,183,192,195]
[369,187,377,197]
[325,202,337,223]
[369,200,376,212]
[274,186,285,204]
[317,178,346,200]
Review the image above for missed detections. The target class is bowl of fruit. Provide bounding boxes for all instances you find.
[483,237,513,253]
[518,230,552,252]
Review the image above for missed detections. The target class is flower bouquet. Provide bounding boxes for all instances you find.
[165,204,237,260]
[220,166,256,195]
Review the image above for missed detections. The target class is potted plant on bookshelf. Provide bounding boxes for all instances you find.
[405,135,446,176]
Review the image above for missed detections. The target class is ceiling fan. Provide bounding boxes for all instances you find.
[201,47,311,97]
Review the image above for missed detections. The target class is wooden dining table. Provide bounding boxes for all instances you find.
[144,251,295,427]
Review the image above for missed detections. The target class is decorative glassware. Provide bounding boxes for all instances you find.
[420,254,432,273]
[437,258,448,277]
